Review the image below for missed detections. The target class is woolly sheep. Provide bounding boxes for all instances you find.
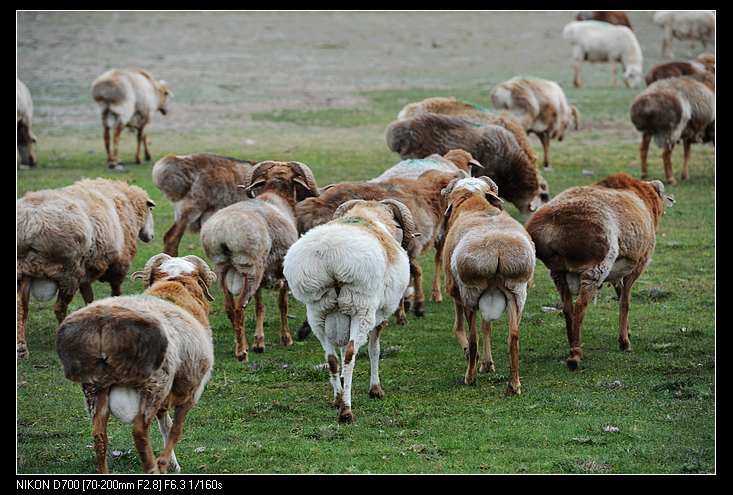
[653,11,715,58]
[17,178,156,359]
[562,20,644,88]
[17,79,37,168]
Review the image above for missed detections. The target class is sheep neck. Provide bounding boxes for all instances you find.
[145,277,211,329]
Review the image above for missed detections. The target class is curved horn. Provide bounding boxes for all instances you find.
[130,253,172,288]
[241,161,276,192]
[288,161,320,198]
[476,176,504,207]
[381,199,419,251]
[441,178,461,199]
[182,255,218,301]
[333,199,365,219]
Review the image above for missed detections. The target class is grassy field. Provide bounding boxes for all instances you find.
[17,12,714,474]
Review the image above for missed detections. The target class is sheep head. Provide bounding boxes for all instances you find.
[131,253,217,301]
[157,80,172,115]
[442,176,503,220]
[442,149,484,174]
[240,160,319,202]
[332,199,420,253]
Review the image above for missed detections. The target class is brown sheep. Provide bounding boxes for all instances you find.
[152,153,254,256]
[385,113,549,216]
[630,77,715,185]
[697,53,715,73]
[525,173,675,369]
[645,60,715,88]
[56,254,217,473]
[575,11,633,30]
[442,176,535,394]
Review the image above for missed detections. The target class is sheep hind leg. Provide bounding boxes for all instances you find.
[550,271,576,367]
[102,124,112,165]
[682,139,691,181]
[221,277,248,363]
[79,283,94,304]
[111,124,123,166]
[540,132,552,169]
[141,124,151,162]
[132,413,157,474]
[573,62,583,88]
[17,276,31,359]
[452,299,469,358]
[156,409,181,473]
[134,127,143,164]
[90,387,111,474]
[610,61,617,87]
[339,339,359,423]
[155,402,193,474]
[410,260,426,317]
[53,288,76,324]
[252,287,266,353]
[162,219,189,257]
[479,320,495,373]
[618,270,642,352]
[505,288,526,395]
[567,278,599,370]
[639,133,651,179]
[278,281,293,346]
[368,322,387,399]
[432,248,443,303]
[662,145,677,185]
[463,309,479,385]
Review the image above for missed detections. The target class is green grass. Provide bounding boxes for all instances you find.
[16,86,715,474]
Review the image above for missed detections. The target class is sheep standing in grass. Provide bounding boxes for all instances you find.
[17,178,156,359]
[630,77,714,185]
[92,68,172,171]
[490,78,579,169]
[200,161,319,362]
[526,173,674,369]
[441,177,535,393]
[17,79,37,168]
[653,11,715,58]
[562,20,643,88]
[152,153,254,256]
[56,254,216,473]
[386,113,549,217]
[284,199,414,423]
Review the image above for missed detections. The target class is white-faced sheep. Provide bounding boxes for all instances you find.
[562,20,644,88]
[17,79,37,168]
[526,173,674,369]
[490,77,580,169]
[385,113,550,217]
[200,161,319,363]
[17,178,156,359]
[152,153,254,256]
[284,199,414,423]
[91,68,172,171]
[441,177,535,394]
[653,11,715,58]
[575,11,633,30]
[56,253,216,473]
[630,76,714,185]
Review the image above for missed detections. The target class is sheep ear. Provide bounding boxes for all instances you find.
[469,158,484,169]
[443,203,453,218]
[130,271,145,281]
[146,199,156,208]
[486,193,504,208]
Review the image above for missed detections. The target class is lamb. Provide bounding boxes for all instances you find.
[630,77,715,185]
[575,11,633,30]
[56,253,217,473]
[396,96,539,167]
[385,113,550,216]
[644,60,715,88]
[17,79,37,168]
[17,178,156,359]
[441,177,535,394]
[200,161,319,363]
[91,68,172,171]
[283,199,414,423]
[490,78,580,169]
[152,153,254,256]
[525,173,675,369]
[562,20,644,88]
[653,11,715,58]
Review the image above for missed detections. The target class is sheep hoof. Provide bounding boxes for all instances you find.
[368,384,385,399]
[403,300,412,312]
[236,350,248,363]
[395,313,407,326]
[135,157,142,165]
[281,334,294,347]
[170,460,181,473]
[332,393,343,409]
[338,406,354,423]
[145,154,152,162]
[505,383,522,396]
[619,339,631,351]
[666,177,678,186]
[17,343,29,360]
[479,362,496,373]
[566,355,581,370]
[156,457,169,474]
[431,291,442,303]
[463,373,477,386]
[295,321,312,341]
[252,337,265,353]
[413,302,425,317]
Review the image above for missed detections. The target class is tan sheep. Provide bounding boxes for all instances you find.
[525,173,675,369]
[653,11,715,58]
[17,79,37,168]
[91,68,172,170]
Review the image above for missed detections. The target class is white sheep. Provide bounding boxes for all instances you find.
[16,179,156,359]
[56,253,217,473]
[17,79,37,168]
[653,11,715,58]
[283,199,414,423]
[91,68,172,171]
[562,20,644,88]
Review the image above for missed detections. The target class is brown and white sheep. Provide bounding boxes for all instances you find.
[441,176,535,394]
[56,253,216,473]
[575,11,633,30]
[653,11,715,58]
[696,53,715,73]
[152,153,254,256]
[490,78,579,169]
[385,113,549,216]
[17,178,156,359]
[17,79,37,168]
[525,173,675,369]
[200,161,319,362]
[630,77,715,185]
[644,60,715,88]
[91,68,172,170]
[562,20,644,88]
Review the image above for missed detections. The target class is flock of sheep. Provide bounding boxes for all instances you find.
[16,11,714,474]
